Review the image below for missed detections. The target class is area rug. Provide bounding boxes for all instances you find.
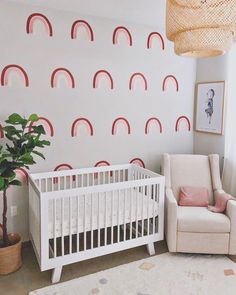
[29,253,236,295]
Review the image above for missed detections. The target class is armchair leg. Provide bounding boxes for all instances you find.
[146,242,155,256]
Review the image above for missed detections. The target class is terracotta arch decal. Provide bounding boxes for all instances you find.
[15,168,28,185]
[162,75,179,92]
[71,20,94,41]
[147,32,165,50]
[130,158,145,168]
[29,117,54,137]
[129,72,148,91]
[112,117,131,135]
[0,125,4,139]
[71,118,94,137]
[175,116,191,132]
[93,70,114,89]
[51,68,75,88]
[95,160,110,167]
[26,13,53,36]
[112,26,133,46]
[1,64,29,87]
[145,117,163,134]
[54,163,75,183]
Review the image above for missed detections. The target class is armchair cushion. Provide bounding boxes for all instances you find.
[177,207,230,233]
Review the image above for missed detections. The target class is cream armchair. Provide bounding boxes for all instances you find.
[162,153,236,255]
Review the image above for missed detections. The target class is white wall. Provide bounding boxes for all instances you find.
[0,1,196,241]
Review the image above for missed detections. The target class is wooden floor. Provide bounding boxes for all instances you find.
[0,240,168,295]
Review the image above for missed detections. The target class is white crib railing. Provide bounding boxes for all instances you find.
[29,164,164,283]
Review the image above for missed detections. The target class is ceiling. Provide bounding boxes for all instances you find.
[6,0,166,27]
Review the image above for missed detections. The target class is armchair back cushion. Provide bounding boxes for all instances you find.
[164,154,214,204]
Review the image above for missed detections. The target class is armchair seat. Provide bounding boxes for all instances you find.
[178,207,230,233]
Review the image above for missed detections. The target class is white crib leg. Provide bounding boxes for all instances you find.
[52,266,63,283]
[146,243,155,256]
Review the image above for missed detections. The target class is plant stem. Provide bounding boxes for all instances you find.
[2,190,9,247]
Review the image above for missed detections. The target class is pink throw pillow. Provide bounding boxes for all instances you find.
[178,186,209,207]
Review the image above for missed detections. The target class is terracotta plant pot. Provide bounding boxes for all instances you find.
[0,234,22,275]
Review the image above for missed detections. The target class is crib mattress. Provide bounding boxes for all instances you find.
[48,189,159,238]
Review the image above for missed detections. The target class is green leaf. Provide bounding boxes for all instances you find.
[28,114,39,122]
[5,113,24,125]
[32,150,45,159]
[9,180,22,186]
[19,153,35,165]
[0,176,4,190]
[31,125,46,135]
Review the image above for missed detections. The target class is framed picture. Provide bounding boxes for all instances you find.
[195,81,226,135]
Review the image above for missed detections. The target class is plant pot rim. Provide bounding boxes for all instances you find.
[0,233,22,249]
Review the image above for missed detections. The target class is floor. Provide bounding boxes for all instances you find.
[0,240,168,295]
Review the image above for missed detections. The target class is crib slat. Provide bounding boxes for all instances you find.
[147,185,150,236]
[98,192,100,247]
[153,184,156,235]
[53,198,57,258]
[136,186,139,238]
[84,194,86,250]
[117,190,120,243]
[111,190,114,244]
[61,197,64,256]
[104,191,107,246]
[77,195,80,252]
[142,185,144,237]
[91,193,93,249]
[124,189,126,241]
[69,196,72,254]
[130,187,132,240]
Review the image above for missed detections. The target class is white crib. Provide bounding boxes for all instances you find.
[29,164,165,283]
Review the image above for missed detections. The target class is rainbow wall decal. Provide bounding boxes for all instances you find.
[26,13,53,36]
[147,32,165,50]
[1,64,29,87]
[29,117,54,137]
[0,125,4,139]
[145,117,163,134]
[54,163,75,183]
[93,70,114,89]
[129,72,148,91]
[51,68,75,88]
[112,26,133,46]
[15,168,28,185]
[71,118,94,137]
[71,20,94,41]
[175,116,191,132]
[95,160,110,167]
[162,75,179,92]
[112,117,131,135]
[130,158,145,168]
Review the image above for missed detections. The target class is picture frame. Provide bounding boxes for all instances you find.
[195,81,226,135]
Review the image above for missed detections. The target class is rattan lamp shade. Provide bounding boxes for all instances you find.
[166,0,236,58]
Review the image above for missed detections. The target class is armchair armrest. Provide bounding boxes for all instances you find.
[165,188,178,252]
[226,197,236,255]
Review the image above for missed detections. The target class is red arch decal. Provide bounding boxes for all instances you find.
[175,116,191,132]
[29,117,54,137]
[145,117,163,134]
[112,117,131,135]
[147,32,165,50]
[51,68,75,88]
[71,118,94,137]
[112,26,133,46]
[130,158,145,168]
[95,161,110,167]
[1,65,29,87]
[71,20,94,41]
[162,75,179,92]
[15,168,28,185]
[93,70,114,89]
[54,163,75,183]
[129,72,148,91]
[0,125,4,139]
[26,13,53,36]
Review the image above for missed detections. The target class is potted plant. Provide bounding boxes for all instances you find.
[0,113,50,274]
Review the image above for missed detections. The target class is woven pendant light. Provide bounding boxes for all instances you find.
[166,0,236,58]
